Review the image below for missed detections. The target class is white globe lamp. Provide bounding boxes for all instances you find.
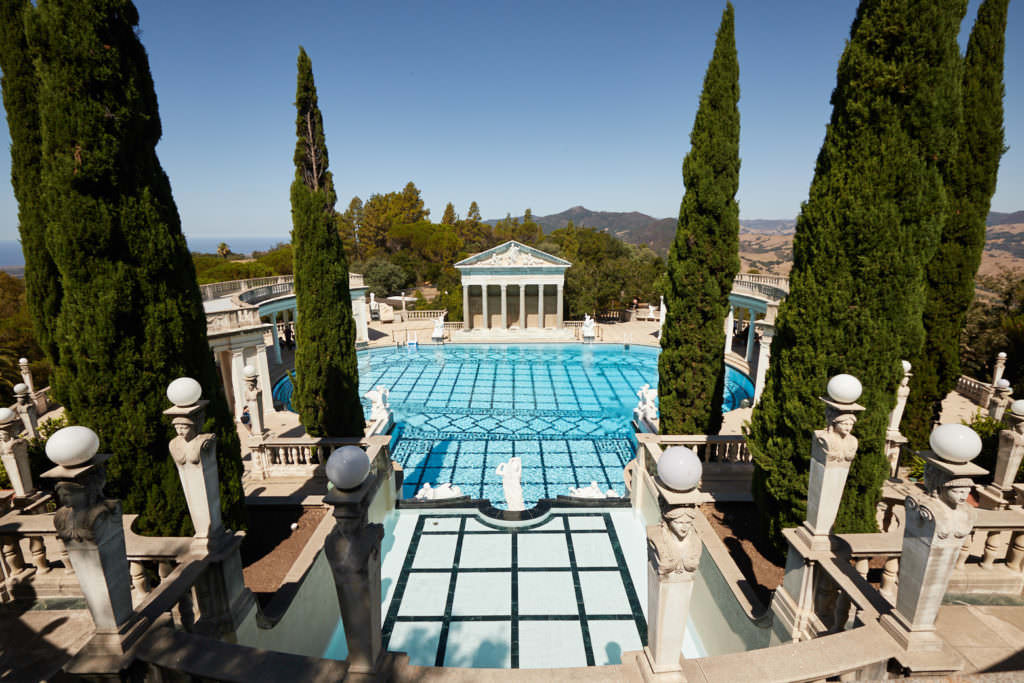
[929,424,982,464]
[996,378,1011,390]
[46,426,100,467]
[1011,399,1024,417]
[243,364,258,379]
[0,407,16,424]
[326,446,372,490]
[657,446,703,492]
[826,374,862,404]
[167,377,203,407]
[13,383,28,395]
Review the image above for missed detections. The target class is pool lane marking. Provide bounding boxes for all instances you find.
[434,515,467,667]
[604,512,648,644]
[510,529,520,668]
[562,515,595,666]
[381,514,429,651]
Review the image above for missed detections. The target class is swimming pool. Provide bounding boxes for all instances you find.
[273,344,753,507]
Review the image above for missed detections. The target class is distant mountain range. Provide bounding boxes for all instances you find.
[487,206,1023,276]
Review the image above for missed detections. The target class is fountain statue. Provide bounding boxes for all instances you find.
[582,314,595,340]
[495,456,524,511]
[432,313,445,341]
[636,384,659,422]
[568,481,619,499]
[364,386,391,423]
[414,482,463,500]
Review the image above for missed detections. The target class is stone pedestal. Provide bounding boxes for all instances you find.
[0,413,34,497]
[989,385,1013,422]
[324,474,386,675]
[164,399,224,551]
[242,366,265,437]
[41,455,137,650]
[643,497,701,676]
[13,385,38,438]
[882,452,984,654]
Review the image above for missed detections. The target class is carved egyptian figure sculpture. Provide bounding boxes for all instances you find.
[648,506,702,578]
[169,417,215,466]
[813,412,858,464]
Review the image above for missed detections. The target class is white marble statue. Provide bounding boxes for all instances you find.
[582,314,595,338]
[659,295,667,329]
[636,384,659,422]
[568,481,619,499]
[432,313,445,340]
[414,482,463,500]
[364,386,391,422]
[495,456,524,511]
[813,411,859,464]
[648,506,702,578]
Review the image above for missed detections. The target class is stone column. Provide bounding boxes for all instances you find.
[324,449,387,675]
[745,310,756,362]
[556,283,564,328]
[882,425,985,654]
[217,349,235,415]
[463,284,471,330]
[164,392,224,551]
[801,376,865,551]
[0,408,34,497]
[538,284,545,329]
[989,381,1013,422]
[645,503,701,673]
[885,361,913,480]
[724,306,735,357]
[230,348,246,419]
[41,434,136,652]
[13,384,38,438]
[979,403,1024,509]
[753,322,775,405]
[255,344,274,417]
[164,380,253,634]
[482,284,489,329]
[519,284,526,328]
[270,311,282,364]
[17,357,35,395]
[500,284,508,330]
[992,351,1008,389]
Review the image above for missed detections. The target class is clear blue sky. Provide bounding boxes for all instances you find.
[0,0,1021,241]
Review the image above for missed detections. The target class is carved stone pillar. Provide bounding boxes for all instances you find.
[462,284,471,330]
[164,386,224,551]
[537,283,545,329]
[801,376,865,552]
[645,503,701,673]
[989,381,1012,422]
[41,440,136,650]
[324,453,386,675]
[270,311,282,364]
[17,357,35,395]
[978,402,1024,510]
[230,348,246,419]
[13,384,37,439]
[990,352,1008,400]
[519,283,526,328]
[255,344,274,417]
[500,283,508,330]
[882,425,985,656]
[556,283,564,328]
[723,306,734,356]
[885,361,913,480]
[482,284,490,329]
[745,309,756,362]
[0,408,34,497]
[753,322,774,405]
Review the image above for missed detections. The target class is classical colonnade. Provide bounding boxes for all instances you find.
[461,281,564,330]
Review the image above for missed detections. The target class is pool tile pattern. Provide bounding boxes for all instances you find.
[382,512,647,669]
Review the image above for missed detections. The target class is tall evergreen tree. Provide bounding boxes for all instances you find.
[26,0,244,535]
[748,0,966,552]
[658,3,740,436]
[904,0,1009,449]
[441,202,457,226]
[0,0,61,363]
[290,47,364,437]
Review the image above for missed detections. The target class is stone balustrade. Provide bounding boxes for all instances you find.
[731,275,789,302]
[403,309,446,321]
[956,374,992,407]
[205,307,264,333]
[250,434,392,481]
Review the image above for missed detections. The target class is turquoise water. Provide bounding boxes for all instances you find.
[273,344,753,507]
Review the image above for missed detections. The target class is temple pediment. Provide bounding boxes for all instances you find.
[455,241,570,270]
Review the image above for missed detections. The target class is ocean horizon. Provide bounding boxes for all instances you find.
[0,236,291,268]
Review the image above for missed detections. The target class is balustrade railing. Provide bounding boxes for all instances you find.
[250,434,391,480]
[731,274,789,302]
[201,273,365,302]
[205,307,263,333]
[404,309,447,321]
[956,374,991,407]
[637,433,751,466]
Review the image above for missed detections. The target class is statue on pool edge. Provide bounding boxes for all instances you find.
[495,456,524,511]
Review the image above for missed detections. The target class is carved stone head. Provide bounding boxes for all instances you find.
[662,505,696,541]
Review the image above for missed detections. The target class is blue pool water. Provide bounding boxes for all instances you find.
[273,344,753,508]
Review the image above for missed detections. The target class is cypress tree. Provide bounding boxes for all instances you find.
[26,0,245,535]
[658,3,740,436]
[0,0,61,363]
[905,0,1009,449]
[748,0,965,553]
[290,47,364,437]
